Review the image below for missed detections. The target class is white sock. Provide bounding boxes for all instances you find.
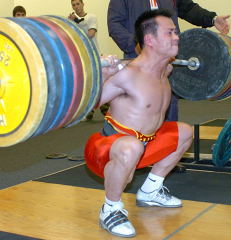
[103,196,121,212]
[140,173,164,193]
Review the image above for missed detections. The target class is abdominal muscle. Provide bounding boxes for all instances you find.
[109,80,171,135]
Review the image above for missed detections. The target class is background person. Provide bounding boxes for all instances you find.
[13,5,26,17]
[68,0,100,52]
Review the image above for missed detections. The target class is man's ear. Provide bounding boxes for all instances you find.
[143,33,155,47]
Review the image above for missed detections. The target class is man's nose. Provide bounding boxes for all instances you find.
[174,32,179,40]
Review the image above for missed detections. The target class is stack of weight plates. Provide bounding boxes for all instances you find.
[0,16,101,147]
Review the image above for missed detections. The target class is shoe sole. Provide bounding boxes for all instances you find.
[99,220,136,238]
[136,200,182,208]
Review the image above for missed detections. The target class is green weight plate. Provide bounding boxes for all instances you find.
[212,118,231,167]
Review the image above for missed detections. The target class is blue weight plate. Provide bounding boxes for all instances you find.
[43,16,93,126]
[212,118,231,167]
[9,18,74,135]
[34,17,83,128]
[27,18,74,133]
[46,16,102,126]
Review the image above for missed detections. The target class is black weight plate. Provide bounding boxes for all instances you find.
[67,155,85,161]
[212,118,231,167]
[170,28,231,100]
[46,153,67,159]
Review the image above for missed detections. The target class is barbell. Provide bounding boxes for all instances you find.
[101,57,200,70]
[0,16,230,167]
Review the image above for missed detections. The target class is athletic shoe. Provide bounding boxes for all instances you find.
[136,186,182,208]
[99,202,136,238]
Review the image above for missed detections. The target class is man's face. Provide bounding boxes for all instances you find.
[153,16,179,57]
[15,12,26,17]
[71,0,84,16]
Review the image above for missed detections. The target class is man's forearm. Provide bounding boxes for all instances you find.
[177,0,216,27]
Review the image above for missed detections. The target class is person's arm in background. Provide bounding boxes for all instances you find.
[107,0,136,55]
[177,0,230,34]
[88,28,97,38]
[87,14,98,38]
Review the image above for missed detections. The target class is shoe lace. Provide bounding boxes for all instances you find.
[105,203,128,217]
[157,186,171,200]
[112,207,128,218]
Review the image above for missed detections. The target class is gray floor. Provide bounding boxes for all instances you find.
[0,98,230,189]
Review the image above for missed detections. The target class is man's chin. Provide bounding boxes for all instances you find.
[171,49,178,57]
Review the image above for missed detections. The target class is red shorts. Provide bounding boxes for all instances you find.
[84,121,179,178]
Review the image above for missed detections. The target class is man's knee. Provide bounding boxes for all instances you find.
[178,122,193,145]
[110,137,144,167]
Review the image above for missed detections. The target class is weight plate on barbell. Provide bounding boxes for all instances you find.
[46,16,96,125]
[34,17,84,128]
[214,86,231,101]
[0,18,47,147]
[27,18,74,133]
[212,118,231,167]
[170,28,231,100]
[68,20,101,126]
[11,17,74,135]
[48,16,101,127]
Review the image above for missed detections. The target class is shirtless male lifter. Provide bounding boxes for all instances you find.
[85,9,193,238]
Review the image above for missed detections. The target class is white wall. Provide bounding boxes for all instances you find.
[0,0,14,17]
[84,0,121,56]
[13,0,121,56]
[4,0,231,56]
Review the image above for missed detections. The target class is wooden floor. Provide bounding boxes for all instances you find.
[0,123,229,239]
[0,181,230,240]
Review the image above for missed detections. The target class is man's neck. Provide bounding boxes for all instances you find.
[136,50,170,77]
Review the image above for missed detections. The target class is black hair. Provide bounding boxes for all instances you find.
[135,9,172,49]
[71,0,83,3]
[13,6,26,17]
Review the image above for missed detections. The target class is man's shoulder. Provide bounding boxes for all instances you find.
[85,13,97,19]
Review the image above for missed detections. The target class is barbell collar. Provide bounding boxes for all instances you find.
[172,58,200,70]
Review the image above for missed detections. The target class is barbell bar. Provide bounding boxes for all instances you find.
[101,57,201,70]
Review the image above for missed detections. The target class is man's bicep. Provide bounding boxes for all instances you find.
[87,15,98,31]
[99,80,124,106]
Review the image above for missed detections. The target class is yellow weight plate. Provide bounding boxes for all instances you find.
[0,34,30,134]
[0,18,47,147]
